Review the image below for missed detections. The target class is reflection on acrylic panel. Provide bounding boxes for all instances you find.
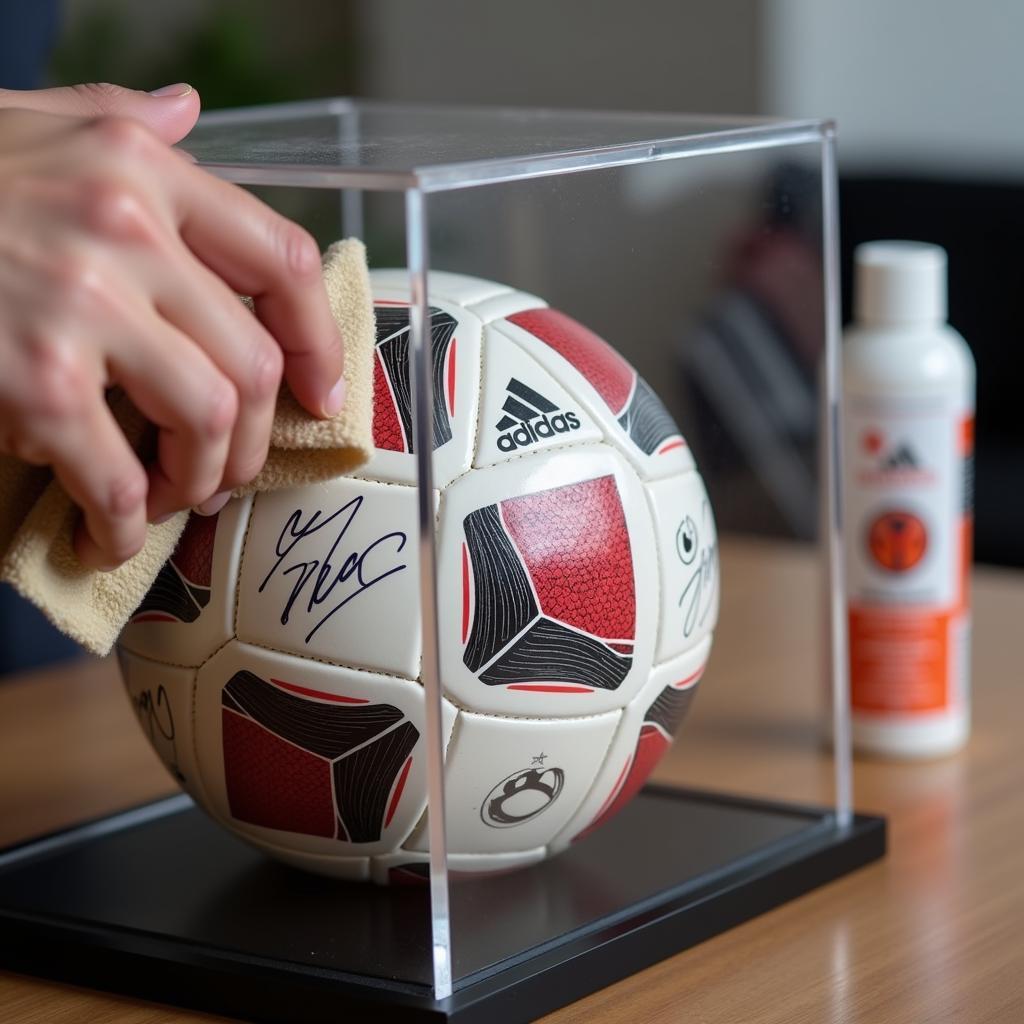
[118,269,719,883]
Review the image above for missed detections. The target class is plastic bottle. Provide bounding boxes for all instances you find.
[842,241,975,758]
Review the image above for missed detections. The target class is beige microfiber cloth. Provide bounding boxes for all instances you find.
[0,238,374,656]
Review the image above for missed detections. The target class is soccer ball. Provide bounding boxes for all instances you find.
[117,269,719,884]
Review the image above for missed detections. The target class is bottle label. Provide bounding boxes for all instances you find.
[843,395,973,715]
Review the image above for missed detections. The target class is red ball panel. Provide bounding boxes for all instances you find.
[507,308,636,417]
[372,350,407,453]
[574,724,669,842]
[222,709,337,839]
[171,512,218,588]
[499,475,636,642]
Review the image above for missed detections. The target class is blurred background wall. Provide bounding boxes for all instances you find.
[54,0,1024,164]
[765,0,1024,177]
[37,0,1024,570]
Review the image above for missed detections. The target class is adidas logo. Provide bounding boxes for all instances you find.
[880,444,920,471]
[495,378,582,453]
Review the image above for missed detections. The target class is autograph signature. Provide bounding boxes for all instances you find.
[132,685,185,783]
[677,501,718,639]
[259,496,408,644]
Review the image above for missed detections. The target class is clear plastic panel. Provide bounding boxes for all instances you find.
[412,142,845,993]
[182,98,823,190]
[186,103,845,1002]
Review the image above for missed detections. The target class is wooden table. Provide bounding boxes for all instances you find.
[1,539,1022,1023]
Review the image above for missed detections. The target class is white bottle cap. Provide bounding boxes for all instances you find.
[854,240,947,326]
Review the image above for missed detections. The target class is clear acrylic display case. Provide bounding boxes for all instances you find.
[0,101,884,1023]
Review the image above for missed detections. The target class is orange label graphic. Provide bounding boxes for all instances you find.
[849,606,949,712]
[867,510,928,572]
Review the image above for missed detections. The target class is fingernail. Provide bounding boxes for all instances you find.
[149,83,193,98]
[324,376,346,417]
[195,491,231,517]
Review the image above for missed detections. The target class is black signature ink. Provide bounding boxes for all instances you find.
[677,501,718,638]
[133,684,174,742]
[132,685,185,782]
[259,496,408,644]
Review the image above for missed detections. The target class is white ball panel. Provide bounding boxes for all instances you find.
[550,636,711,851]
[118,498,249,668]
[236,478,424,678]
[116,649,204,802]
[437,447,659,717]
[491,316,694,482]
[194,641,457,858]
[646,472,720,664]
[433,708,620,854]
[466,289,547,325]
[474,326,604,469]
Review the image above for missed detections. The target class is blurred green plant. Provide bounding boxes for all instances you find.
[49,1,399,256]
[50,0,357,109]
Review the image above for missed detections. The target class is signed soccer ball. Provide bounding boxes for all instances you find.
[117,269,719,883]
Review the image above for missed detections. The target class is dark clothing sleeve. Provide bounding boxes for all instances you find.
[0,0,61,89]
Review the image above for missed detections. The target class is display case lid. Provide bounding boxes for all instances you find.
[181,98,828,192]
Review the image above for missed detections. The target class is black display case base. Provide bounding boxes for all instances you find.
[0,787,884,1023]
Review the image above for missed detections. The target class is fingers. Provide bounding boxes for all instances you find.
[143,253,283,514]
[26,112,341,425]
[0,95,344,572]
[0,83,200,145]
[106,307,242,525]
[170,166,345,417]
[47,401,150,571]
[0,386,149,571]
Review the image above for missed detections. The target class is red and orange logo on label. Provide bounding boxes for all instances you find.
[867,510,928,572]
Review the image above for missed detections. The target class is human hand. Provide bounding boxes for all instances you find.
[0,83,345,570]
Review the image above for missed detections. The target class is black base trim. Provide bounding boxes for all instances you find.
[0,788,885,1023]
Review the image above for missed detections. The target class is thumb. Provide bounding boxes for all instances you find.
[0,82,200,145]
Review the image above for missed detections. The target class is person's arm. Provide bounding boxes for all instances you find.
[0,82,345,570]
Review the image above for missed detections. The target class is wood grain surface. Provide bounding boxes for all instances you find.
[1,538,1021,1023]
